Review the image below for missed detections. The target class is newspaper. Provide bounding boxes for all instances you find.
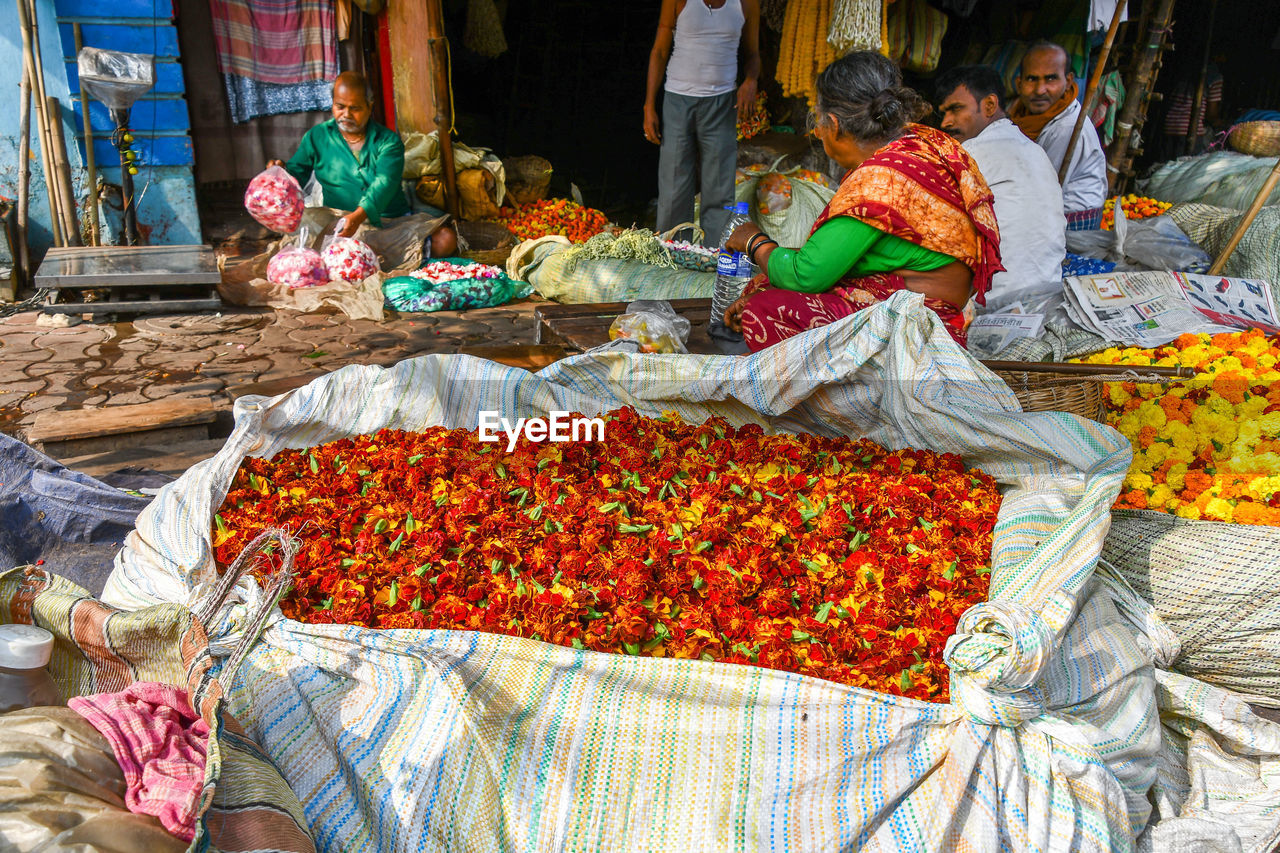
[967,313,1046,358]
[1063,271,1280,349]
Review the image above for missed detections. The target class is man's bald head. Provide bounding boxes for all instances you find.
[1016,41,1072,116]
[332,72,374,137]
[333,71,374,105]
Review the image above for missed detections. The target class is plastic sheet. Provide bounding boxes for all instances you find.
[321,237,379,283]
[76,48,155,112]
[267,247,329,290]
[244,167,305,235]
[607,300,692,353]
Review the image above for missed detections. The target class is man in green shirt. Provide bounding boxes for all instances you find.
[270,72,457,258]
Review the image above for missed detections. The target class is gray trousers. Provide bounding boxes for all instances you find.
[657,90,737,246]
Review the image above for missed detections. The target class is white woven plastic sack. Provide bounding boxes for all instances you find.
[520,238,715,304]
[1103,509,1280,705]
[734,171,835,249]
[1140,151,1280,210]
[105,292,1280,852]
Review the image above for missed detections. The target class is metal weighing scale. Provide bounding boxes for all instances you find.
[35,48,221,316]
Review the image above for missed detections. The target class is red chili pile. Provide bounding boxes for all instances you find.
[213,408,1000,701]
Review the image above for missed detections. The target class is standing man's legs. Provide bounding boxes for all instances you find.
[696,91,738,247]
[657,92,701,239]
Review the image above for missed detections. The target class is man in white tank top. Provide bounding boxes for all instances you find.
[645,0,760,245]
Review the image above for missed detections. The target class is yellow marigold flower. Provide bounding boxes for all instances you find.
[1166,463,1188,491]
[1174,504,1202,520]
[1204,497,1235,523]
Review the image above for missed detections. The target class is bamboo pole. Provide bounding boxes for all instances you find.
[425,0,460,219]
[46,97,81,246]
[1182,0,1217,157]
[73,23,99,246]
[980,360,1193,378]
[15,0,64,246]
[16,67,33,288]
[1059,1,1127,185]
[1206,157,1280,276]
[1105,0,1177,192]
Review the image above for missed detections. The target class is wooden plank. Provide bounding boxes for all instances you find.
[539,301,719,354]
[27,397,217,444]
[456,344,570,370]
[51,437,228,478]
[387,0,433,133]
[227,373,327,401]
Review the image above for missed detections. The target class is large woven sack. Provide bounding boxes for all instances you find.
[520,237,714,303]
[1102,509,1280,705]
[1140,151,1280,209]
[734,166,835,249]
[0,562,315,853]
[101,291,1280,851]
[1168,202,1280,288]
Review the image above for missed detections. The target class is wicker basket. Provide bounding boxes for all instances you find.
[994,369,1106,423]
[503,155,553,205]
[1228,121,1280,157]
[456,220,517,267]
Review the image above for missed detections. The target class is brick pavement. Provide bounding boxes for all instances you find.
[0,300,544,440]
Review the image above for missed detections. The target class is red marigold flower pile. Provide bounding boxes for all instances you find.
[213,408,1000,701]
[490,198,611,243]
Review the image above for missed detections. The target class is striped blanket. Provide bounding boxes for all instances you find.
[105,292,1280,851]
[210,0,337,86]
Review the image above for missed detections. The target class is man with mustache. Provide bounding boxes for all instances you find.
[936,64,1065,308]
[1009,42,1108,231]
[270,71,457,257]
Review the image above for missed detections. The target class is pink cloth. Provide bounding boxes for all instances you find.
[68,682,210,842]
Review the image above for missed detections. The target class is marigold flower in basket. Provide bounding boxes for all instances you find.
[1077,328,1280,525]
[212,408,1001,703]
[322,237,380,283]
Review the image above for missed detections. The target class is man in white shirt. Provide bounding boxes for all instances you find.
[1009,42,1109,230]
[936,65,1066,308]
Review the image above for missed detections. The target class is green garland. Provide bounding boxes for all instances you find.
[560,229,677,276]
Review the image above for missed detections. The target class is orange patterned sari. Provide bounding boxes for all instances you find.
[739,124,1003,349]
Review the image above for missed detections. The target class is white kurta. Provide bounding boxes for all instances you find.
[963,118,1067,307]
[1032,100,1109,214]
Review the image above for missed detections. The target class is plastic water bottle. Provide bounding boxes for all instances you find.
[0,624,61,712]
[710,201,753,332]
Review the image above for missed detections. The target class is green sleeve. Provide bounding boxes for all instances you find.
[359,131,407,226]
[764,217,882,293]
[283,129,317,186]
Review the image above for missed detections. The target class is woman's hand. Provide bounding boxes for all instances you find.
[724,292,751,331]
[725,221,761,253]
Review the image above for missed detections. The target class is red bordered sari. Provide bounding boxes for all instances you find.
[739,124,1003,348]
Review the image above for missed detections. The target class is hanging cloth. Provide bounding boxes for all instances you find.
[209,0,338,85]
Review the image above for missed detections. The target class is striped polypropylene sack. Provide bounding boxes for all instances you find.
[1103,509,1280,705]
[523,239,715,305]
[0,566,315,853]
[104,292,1279,851]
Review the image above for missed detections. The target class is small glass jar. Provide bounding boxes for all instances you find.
[0,624,61,712]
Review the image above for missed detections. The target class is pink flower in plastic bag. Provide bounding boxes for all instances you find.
[267,247,330,289]
[321,237,380,283]
[244,166,304,234]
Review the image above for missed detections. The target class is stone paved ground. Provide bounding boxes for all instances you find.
[0,300,544,440]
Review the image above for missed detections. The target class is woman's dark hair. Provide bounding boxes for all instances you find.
[813,52,927,143]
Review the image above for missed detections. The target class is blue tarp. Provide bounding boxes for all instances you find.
[0,433,154,596]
